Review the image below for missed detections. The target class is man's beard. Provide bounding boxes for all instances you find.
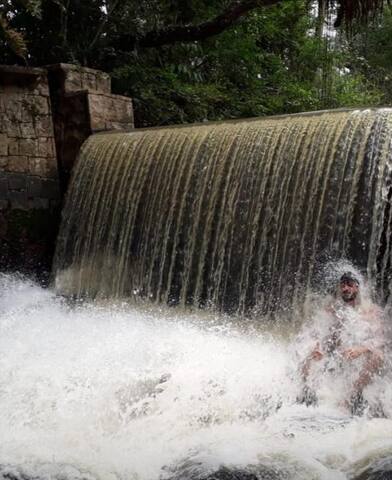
[341,291,357,302]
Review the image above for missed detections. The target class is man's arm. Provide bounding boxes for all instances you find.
[344,307,385,412]
[342,306,385,361]
[341,345,373,360]
[297,341,323,407]
[301,342,323,381]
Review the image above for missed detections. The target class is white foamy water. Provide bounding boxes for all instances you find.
[1,274,392,480]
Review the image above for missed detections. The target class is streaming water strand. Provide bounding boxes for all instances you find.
[54,109,392,312]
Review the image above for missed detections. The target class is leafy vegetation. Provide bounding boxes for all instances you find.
[0,0,390,126]
[347,6,392,105]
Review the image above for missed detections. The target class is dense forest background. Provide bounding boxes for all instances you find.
[1,0,391,127]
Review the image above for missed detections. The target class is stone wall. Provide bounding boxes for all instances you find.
[0,63,134,278]
[0,66,58,186]
[0,66,60,277]
[47,64,134,190]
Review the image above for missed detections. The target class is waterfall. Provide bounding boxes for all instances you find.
[54,109,392,313]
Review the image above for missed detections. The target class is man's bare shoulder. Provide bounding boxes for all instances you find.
[360,302,383,323]
[359,303,385,348]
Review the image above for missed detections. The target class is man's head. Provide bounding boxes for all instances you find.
[339,272,360,304]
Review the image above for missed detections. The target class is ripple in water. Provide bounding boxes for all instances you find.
[1,273,392,480]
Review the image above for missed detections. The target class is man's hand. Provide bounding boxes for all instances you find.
[301,342,323,381]
[309,343,323,361]
[341,346,369,360]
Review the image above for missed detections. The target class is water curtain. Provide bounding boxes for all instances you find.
[54,109,392,313]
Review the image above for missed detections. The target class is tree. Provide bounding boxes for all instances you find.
[346,5,392,104]
[0,0,387,64]
[108,0,384,126]
[0,0,387,126]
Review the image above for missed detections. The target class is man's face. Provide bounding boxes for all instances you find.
[339,280,359,303]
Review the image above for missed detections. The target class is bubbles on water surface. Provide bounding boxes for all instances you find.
[1,274,392,480]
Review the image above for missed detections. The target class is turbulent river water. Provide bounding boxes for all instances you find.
[1,273,392,480]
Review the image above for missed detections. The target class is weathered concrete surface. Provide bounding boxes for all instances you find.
[87,91,134,131]
[47,63,134,190]
[47,63,112,94]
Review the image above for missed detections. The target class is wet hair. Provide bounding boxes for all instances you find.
[340,271,359,286]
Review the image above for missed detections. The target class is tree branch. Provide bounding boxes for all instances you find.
[333,0,387,28]
[113,0,283,51]
[87,0,122,53]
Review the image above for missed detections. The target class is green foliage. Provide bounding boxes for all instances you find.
[111,0,383,126]
[0,0,388,126]
[346,6,392,105]
[0,15,27,60]
[0,0,44,62]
